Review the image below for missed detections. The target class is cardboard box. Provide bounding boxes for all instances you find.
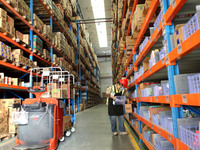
[125,104,133,113]
[0,98,21,107]
[174,24,185,48]
[51,89,61,98]
[0,73,4,79]
[148,106,171,122]
[12,49,24,55]
[61,90,68,98]
[63,115,71,132]
[11,78,18,86]
[0,8,7,20]
[0,18,7,32]
[8,108,17,133]
[7,15,14,27]
[79,104,83,111]
[143,57,150,72]
[0,107,8,135]
[135,4,145,23]
[23,34,30,45]
[16,30,23,41]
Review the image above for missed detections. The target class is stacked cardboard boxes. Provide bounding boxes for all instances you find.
[17,0,31,20]
[0,107,8,135]
[15,30,30,46]
[33,35,43,54]
[0,8,7,33]
[0,98,21,134]
[63,115,71,132]
[0,41,14,61]
[33,13,44,33]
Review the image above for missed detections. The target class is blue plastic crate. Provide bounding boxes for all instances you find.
[180,125,200,150]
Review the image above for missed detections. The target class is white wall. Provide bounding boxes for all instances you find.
[98,57,112,95]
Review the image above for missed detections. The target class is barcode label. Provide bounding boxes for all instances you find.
[178,44,182,54]
[182,94,187,103]
[166,96,169,102]
[156,97,158,101]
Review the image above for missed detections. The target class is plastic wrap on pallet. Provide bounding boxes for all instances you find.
[187,73,200,93]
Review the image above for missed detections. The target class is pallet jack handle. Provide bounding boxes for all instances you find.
[27,86,47,100]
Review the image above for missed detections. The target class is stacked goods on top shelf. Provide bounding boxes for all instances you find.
[0,99,21,136]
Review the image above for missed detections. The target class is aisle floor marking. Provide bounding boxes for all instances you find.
[125,123,140,150]
[0,137,15,146]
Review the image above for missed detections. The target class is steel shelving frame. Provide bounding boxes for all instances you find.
[0,0,101,109]
[119,0,200,149]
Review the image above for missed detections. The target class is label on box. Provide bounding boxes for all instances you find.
[182,94,187,103]
[177,44,182,54]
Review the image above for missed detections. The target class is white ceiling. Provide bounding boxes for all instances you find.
[78,0,112,56]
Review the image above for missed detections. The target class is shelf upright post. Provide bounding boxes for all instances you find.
[134,54,143,143]
[163,0,183,139]
[77,23,81,111]
[29,0,33,98]
[50,17,53,69]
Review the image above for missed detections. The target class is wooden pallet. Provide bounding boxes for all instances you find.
[33,49,44,57]
[13,7,32,24]
[15,62,27,69]
[15,38,31,49]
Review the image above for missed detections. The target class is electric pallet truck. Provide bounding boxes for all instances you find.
[13,86,65,150]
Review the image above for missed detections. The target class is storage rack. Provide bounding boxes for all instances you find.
[112,0,200,149]
[0,0,101,110]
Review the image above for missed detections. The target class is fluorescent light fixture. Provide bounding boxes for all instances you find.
[91,0,108,48]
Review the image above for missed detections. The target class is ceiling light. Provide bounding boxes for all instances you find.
[91,0,108,48]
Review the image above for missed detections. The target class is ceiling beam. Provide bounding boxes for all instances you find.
[78,18,112,21]
[97,54,111,58]
[77,20,112,24]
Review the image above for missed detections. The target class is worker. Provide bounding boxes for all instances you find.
[106,78,128,136]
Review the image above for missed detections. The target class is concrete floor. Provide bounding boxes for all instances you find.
[57,104,134,150]
[0,104,134,150]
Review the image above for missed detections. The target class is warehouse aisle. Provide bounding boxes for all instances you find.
[57,104,134,150]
